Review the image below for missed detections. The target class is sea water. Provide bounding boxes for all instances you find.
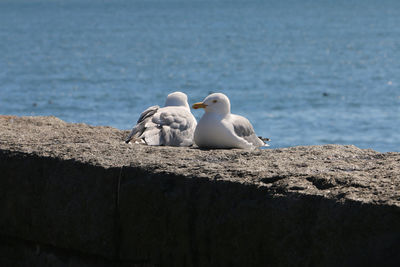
[1,0,399,152]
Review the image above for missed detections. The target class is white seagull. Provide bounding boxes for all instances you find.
[192,93,269,149]
[125,91,197,147]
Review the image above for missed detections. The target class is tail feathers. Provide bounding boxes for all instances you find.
[125,120,162,145]
[125,136,145,144]
[125,124,144,143]
[258,136,271,142]
[125,133,134,143]
[258,136,271,147]
[125,130,134,143]
[126,109,158,144]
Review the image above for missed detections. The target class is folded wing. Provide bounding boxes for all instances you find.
[231,114,267,147]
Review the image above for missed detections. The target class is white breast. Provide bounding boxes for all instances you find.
[194,113,239,148]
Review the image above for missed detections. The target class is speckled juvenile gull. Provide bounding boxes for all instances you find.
[192,93,269,149]
[125,92,197,147]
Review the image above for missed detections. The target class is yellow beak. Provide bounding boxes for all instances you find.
[192,102,207,109]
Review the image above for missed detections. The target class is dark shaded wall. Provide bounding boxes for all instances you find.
[1,150,399,266]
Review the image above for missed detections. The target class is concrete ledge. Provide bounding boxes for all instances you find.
[0,115,399,266]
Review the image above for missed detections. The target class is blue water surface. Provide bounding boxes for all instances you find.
[1,0,399,151]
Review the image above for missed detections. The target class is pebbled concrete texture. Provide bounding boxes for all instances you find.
[0,115,399,266]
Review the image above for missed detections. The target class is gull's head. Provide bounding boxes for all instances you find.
[164,91,190,109]
[192,93,231,115]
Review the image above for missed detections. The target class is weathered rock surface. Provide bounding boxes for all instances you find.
[0,115,399,266]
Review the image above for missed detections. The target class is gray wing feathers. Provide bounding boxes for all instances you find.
[137,105,159,124]
[150,108,196,146]
[125,106,159,143]
[126,106,196,146]
[232,115,265,147]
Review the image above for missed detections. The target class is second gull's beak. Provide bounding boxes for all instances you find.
[192,102,207,109]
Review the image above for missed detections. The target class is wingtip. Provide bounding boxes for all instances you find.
[258,136,271,142]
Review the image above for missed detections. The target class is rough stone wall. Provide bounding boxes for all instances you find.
[0,115,399,266]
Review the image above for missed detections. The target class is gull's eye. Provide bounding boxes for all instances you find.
[212,100,217,103]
